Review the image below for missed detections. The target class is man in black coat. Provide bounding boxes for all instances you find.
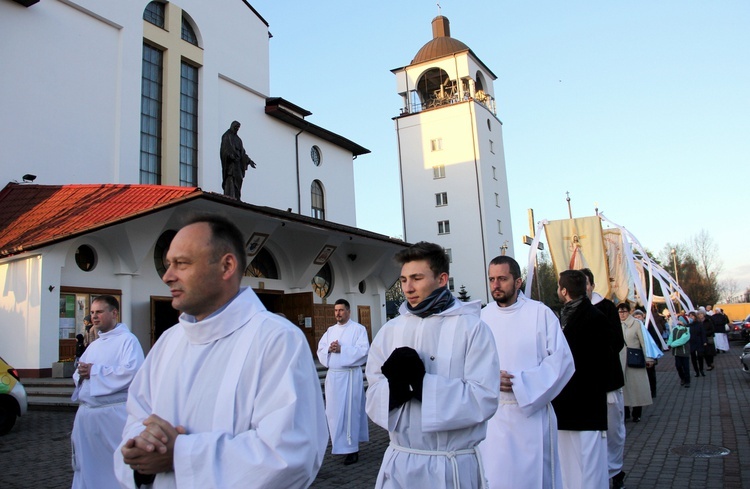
[580,268,626,489]
[552,269,610,488]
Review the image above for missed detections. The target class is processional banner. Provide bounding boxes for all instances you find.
[544,216,611,299]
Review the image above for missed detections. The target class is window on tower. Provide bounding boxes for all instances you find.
[495,193,500,207]
[489,139,495,154]
[445,248,452,263]
[438,220,451,235]
[448,277,455,292]
[433,165,445,179]
[492,166,497,180]
[435,192,448,206]
[431,138,443,151]
[497,220,503,234]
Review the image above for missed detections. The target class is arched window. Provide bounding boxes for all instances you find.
[143,1,165,28]
[312,263,333,299]
[311,180,325,220]
[140,2,203,186]
[181,14,198,45]
[416,68,454,109]
[244,248,279,279]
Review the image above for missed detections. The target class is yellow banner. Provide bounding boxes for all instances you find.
[544,216,611,298]
[602,229,631,302]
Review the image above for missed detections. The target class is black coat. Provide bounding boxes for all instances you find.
[593,298,625,391]
[689,321,707,354]
[552,298,609,431]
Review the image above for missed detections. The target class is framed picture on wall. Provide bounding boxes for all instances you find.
[314,245,336,265]
[246,233,269,257]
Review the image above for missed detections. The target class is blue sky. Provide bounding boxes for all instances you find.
[251,1,750,294]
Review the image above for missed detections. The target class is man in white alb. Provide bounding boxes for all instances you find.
[114,215,327,489]
[71,295,144,489]
[478,256,575,489]
[317,299,370,465]
[366,241,499,489]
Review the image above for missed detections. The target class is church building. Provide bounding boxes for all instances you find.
[0,0,406,376]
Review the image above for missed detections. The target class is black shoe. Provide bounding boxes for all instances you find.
[684,384,690,388]
[343,452,359,465]
[632,417,641,422]
[612,470,626,489]
[701,371,706,377]
[680,381,685,385]
[694,373,700,377]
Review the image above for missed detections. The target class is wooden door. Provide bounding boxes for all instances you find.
[282,292,316,354]
[357,305,372,342]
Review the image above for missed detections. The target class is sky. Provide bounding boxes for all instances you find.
[250,1,750,295]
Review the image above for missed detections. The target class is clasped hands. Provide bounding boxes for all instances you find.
[328,340,341,354]
[121,414,186,475]
[381,347,425,410]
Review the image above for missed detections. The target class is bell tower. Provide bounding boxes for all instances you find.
[393,15,513,303]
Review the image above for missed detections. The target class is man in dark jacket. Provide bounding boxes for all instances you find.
[688,311,707,377]
[552,270,610,488]
[580,268,626,489]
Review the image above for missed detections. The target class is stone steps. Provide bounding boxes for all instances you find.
[22,377,77,411]
[22,362,365,410]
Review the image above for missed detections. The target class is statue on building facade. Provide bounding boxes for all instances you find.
[220,120,256,199]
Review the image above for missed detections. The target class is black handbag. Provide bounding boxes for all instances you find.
[627,347,646,368]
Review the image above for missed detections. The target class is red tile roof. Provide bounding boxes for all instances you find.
[0,183,200,257]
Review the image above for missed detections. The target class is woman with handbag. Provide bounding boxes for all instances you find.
[618,302,653,423]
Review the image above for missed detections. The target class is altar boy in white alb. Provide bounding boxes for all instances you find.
[317,298,370,465]
[71,295,144,489]
[366,241,499,489]
[114,216,327,489]
[478,256,575,489]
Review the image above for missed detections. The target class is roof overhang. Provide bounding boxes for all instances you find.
[265,98,370,156]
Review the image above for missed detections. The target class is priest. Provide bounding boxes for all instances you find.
[114,215,327,489]
[317,298,370,465]
[71,295,144,489]
[478,256,575,489]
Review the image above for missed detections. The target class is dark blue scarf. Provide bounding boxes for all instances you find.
[406,286,456,318]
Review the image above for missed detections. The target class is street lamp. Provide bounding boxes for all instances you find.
[671,248,679,286]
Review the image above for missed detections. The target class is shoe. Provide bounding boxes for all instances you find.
[707,366,714,371]
[694,373,700,377]
[701,371,706,377]
[632,417,641,422]
[684,384,690,388]
[680,381,685,386]
[612,471,626,489]
[343,452,359,465]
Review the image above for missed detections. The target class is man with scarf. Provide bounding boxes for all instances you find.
[366,241,499,489]
[552,270,609,489]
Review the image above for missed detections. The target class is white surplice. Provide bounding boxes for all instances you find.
[365,300,499,489]
[317,320,370,454]
[114,287,328,489]
[478,294,575,489]
[71,323,144,489]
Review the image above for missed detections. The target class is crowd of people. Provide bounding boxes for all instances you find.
[69,213,735,489]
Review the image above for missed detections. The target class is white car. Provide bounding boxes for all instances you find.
[0,356,27,435]
[741,343,750,376]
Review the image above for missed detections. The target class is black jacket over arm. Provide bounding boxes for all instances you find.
[594,298,625,391]
[552,298,610,431]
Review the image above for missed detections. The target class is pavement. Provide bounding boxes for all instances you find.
[3,341,749,488]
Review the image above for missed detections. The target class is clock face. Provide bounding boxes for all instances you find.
[311,146,321,166]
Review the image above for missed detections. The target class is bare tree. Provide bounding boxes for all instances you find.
[689,229,723,280]
[720,278,740,303]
